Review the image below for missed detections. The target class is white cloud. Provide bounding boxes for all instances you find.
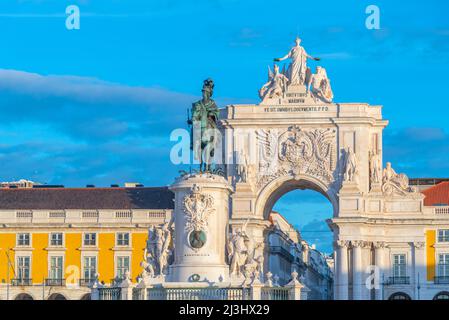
[0,69,194,106]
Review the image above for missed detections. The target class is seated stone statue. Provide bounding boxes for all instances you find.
[259,64,288,101]
[382,162,417,195]
[311,66,333,103]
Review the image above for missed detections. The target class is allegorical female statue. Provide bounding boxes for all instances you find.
[189,79,219,172]
[274,36,320,85]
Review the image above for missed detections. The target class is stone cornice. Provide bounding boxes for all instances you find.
[332,216,449,226]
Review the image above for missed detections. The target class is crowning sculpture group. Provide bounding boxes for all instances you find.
[259,36,334,103]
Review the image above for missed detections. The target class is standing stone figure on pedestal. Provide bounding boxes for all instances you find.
[143,223,172,277]
[343,147,357,182]
[236,151,249,183]
[227,229,247,277]
[369,150,382,192]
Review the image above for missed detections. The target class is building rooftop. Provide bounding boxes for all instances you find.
[422,181,449,206]
[0,186,174,210]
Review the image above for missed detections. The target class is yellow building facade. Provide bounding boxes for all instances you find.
[0,186,173,300]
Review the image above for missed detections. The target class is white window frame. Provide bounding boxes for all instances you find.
[49,232,64,247]
[16,255,32,280]
[17,233,31,247]
[438,229,449,243]
[115,255,131,279]
[83,232,97,247]
[389,250,412,277]
[48,255,64,280]
[438,253,449,277]
[116,232,130,247]
[82,255,98,281]
[392,253,407,277]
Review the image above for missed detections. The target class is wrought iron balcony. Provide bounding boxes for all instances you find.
[386,276,410,285]
[11,278,32,286]
[79,278,96,287]
[45,278,65,286]
[434,276,449,284]
[270,246,294,263]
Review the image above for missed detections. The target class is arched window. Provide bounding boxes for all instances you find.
[47,293,67,300]
[433,292,449,300]
[14,293,33,300]
[389,292,411,300]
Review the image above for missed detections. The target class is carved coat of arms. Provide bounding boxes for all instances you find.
[182,184,215,233]
[257,125,336,188]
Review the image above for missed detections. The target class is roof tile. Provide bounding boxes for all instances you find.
[422,182,449,206]
[0,187,174,210]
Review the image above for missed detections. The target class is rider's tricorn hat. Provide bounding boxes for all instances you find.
[202,78,214,94]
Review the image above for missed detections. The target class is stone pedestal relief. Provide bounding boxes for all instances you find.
[169,173,232,282]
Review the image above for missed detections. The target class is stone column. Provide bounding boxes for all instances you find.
[352,241,364,300]
[334,240,349,300]
[373,241,386,300]
[169,173,232,283]
[413,242,426,300]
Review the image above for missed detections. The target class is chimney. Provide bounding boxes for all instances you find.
[125,182,144,188]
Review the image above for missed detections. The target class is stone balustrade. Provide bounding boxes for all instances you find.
[92,271,307,301]
[0,209,171,225]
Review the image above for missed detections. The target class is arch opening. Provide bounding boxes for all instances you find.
[433,291,449,300]
[14,293,34,300]
[47,293,67,300]
[388,292,411,300]
[256,175,338,220]
[263,176,335,300]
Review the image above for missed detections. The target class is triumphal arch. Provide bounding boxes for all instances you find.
[136,36,431,301]
[216,36,424,300]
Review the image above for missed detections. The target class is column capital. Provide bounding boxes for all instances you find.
[351,240,370,248]
[413,241,425,249]
[334,240,351,249]
[373,241,386,249]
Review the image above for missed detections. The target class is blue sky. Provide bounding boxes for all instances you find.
[1,0,448,253]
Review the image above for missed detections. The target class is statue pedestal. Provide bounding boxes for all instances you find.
[235,182,254,193]
[370,182,382,194]
[340,180,360,194]
[168,173,232,283]
[259,84,320,105]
